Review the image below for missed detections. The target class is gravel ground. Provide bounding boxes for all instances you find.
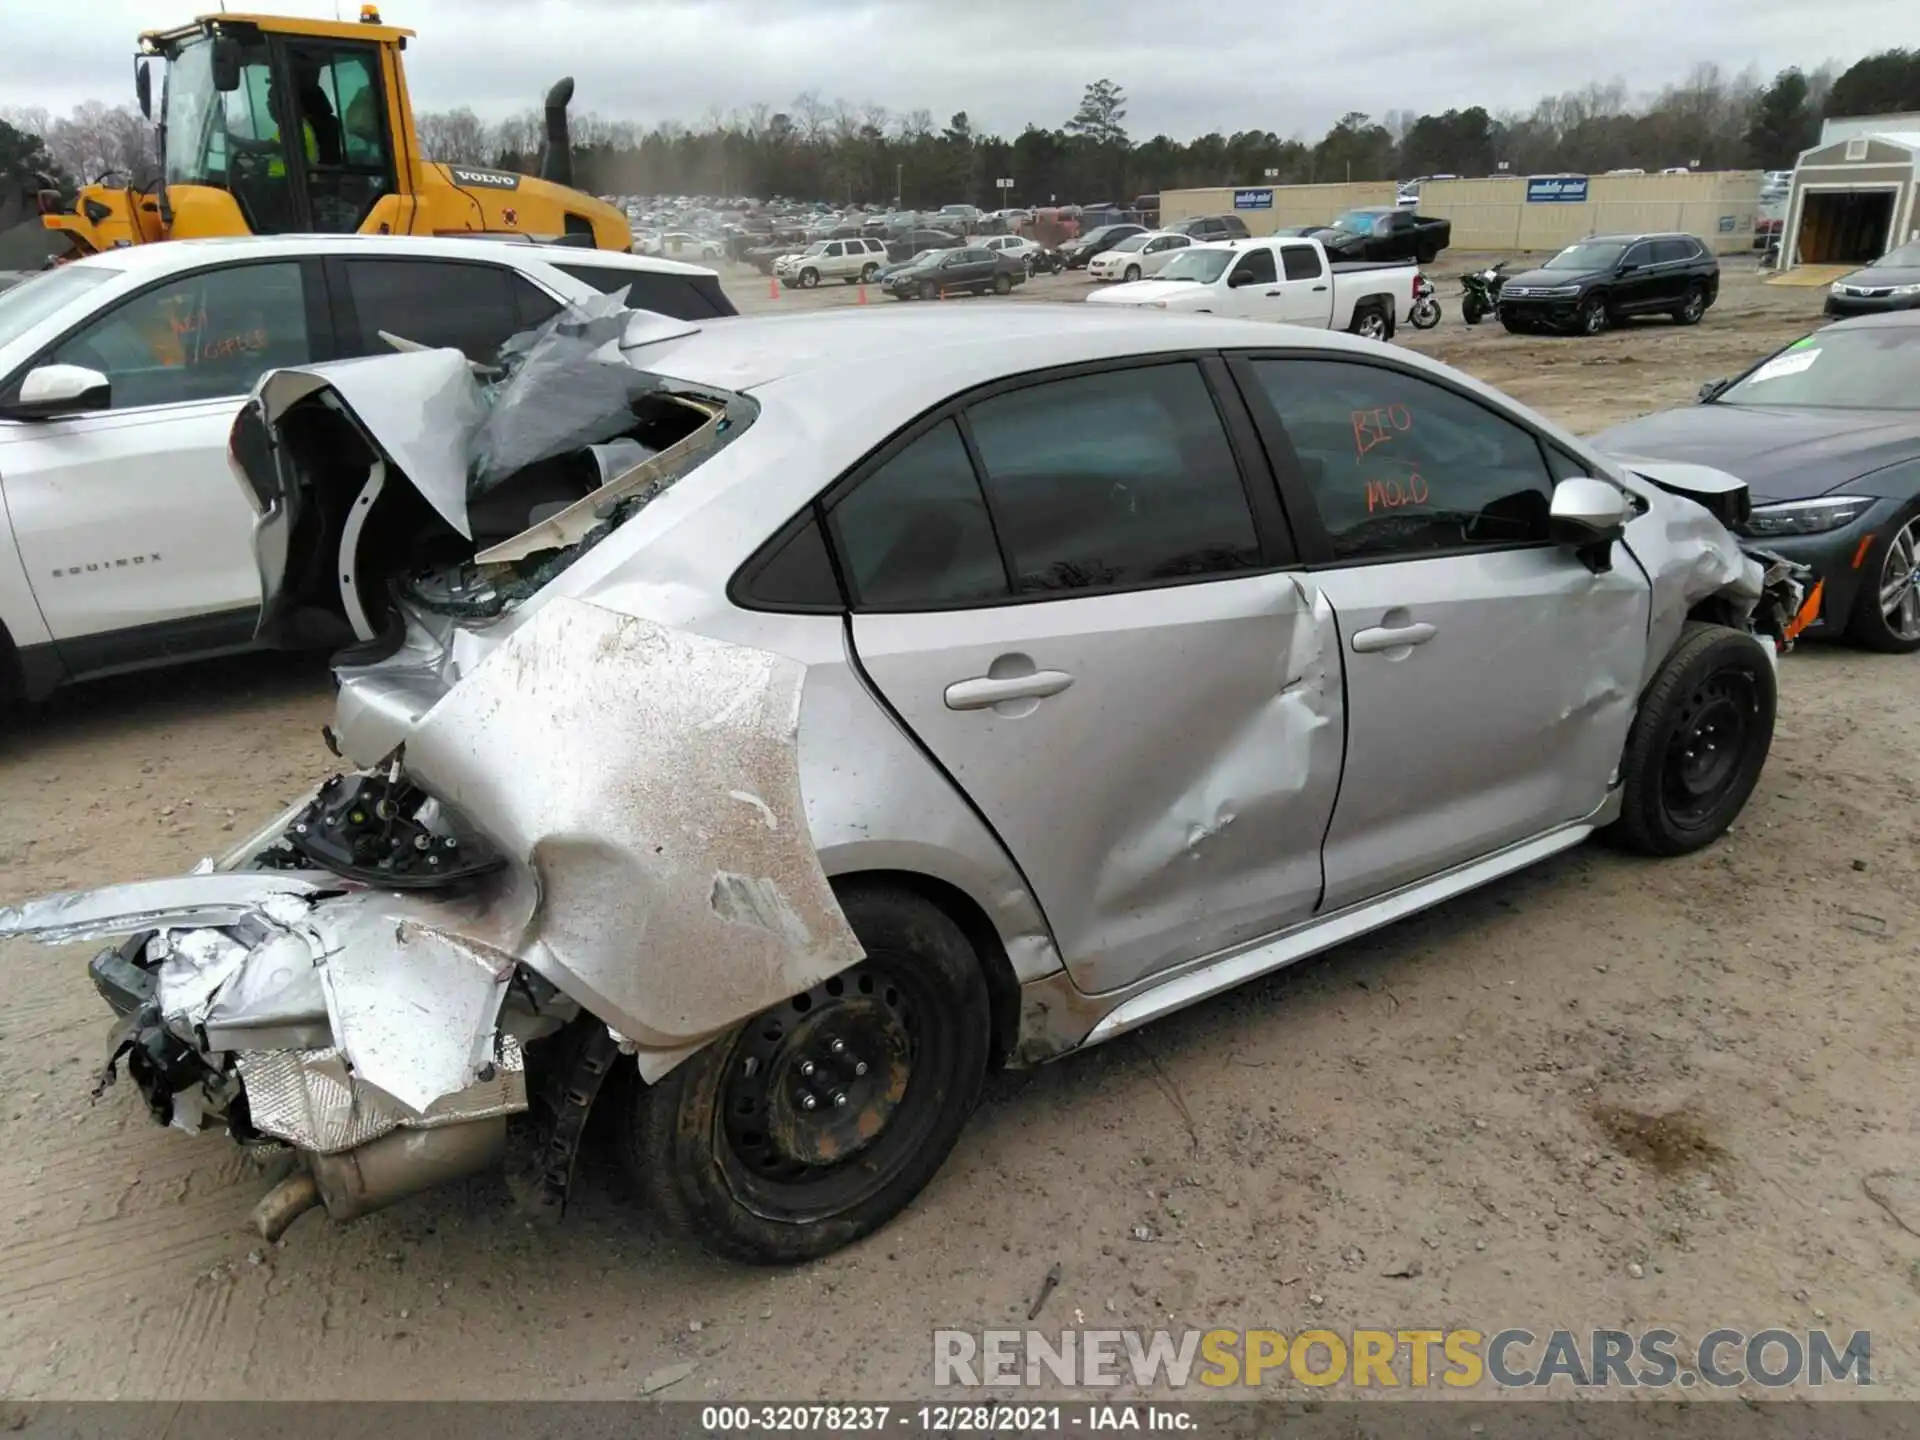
[2,258,1916,1402]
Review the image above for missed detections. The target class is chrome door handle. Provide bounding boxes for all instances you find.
[944,670,1075,710]
[1351,623,1436,653]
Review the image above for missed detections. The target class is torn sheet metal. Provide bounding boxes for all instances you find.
[153,929,252,1038]
[311,904,516,1114]
[402,595,863,1053]
[471,288,666,492]
[0,872,345,946]
[1618,464,1768,688]
[237,1035,526,1154]
[257,349,483,540]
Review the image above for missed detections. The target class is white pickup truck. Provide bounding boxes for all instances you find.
[1085,236,1419,340]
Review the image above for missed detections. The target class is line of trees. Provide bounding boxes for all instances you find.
[6,48,1918,213]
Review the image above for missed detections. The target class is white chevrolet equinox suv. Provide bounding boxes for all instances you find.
[0,234,733,705]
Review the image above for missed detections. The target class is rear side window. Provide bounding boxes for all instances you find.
[1281,245,1322,280]
[1245,358,1555,560]
[553,264,734,319]
[966,363,1261,593]
[829,419,1010,607]
[341,259,559,361]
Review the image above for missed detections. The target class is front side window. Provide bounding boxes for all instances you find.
[1230,248,1277,286]
[1244,358,1555,560]
[966,363,1261,593]
[287,41,394,232]
[48,262,309,410]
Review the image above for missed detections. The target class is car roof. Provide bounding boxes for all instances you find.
[640,305,1412,401]
[61,233,715,277]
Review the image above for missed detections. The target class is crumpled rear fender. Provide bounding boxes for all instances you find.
[2,598,865,1104]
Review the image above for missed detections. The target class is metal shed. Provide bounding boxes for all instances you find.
[1782,130,1920,267]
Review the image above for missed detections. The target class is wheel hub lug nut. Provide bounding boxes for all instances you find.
[854,1061,868,1077]
[829,1039,846,1055]
[798,1060,816,1078]
[832,1091,849,1107]
[799,1092,818,1111]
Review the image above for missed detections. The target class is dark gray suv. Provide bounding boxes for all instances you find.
[1170,214,1253,242]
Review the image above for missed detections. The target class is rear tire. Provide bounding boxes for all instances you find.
[1463,296,1486,325]
[1350,304,1390,342]
[1673,283,1707,325]
[1605,622,1776,857]
[992,273,1013,295]
[623,883,992,1264]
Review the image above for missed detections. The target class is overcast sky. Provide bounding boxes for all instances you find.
[2,0,1905,138]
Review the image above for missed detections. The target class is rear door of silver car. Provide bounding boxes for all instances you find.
[832,356,1346,996]
[1226,353,1650,910]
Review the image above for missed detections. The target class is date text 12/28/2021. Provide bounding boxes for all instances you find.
[700,1404,1194,1432]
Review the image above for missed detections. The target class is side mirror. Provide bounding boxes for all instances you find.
[1228,269,1255,288]
[1550,476,1627,570]
[5,364,111,420]
[210,36,242,93]
[1616,262,1639,276]
[135,60,153,119]
[1698,378,1729,403]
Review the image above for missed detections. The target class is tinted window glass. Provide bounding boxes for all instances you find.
[1231,248,1277,286]
[1650,238,1690,263]
[1247,359,1555,560]
[967,363,1261,593]
[343,259,560,360]
[50,261,309,410]
[740,511,842,609]
[1621,242,1655,269]
[830,419,1010,607]
[553,264,731,319]
[1281,245,1322,281]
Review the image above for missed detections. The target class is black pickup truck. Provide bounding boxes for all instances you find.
[1308,207,1452,264]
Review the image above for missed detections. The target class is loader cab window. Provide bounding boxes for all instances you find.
[161,32,394,236]
[288,42,396,233]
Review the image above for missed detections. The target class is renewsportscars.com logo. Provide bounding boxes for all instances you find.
[933,1328,1872,1390]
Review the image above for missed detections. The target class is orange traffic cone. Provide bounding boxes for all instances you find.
[857,284,868,306]
[768,275,780,300]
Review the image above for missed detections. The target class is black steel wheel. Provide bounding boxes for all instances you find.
[625,883,992,1263]
[1607,622,1775,856]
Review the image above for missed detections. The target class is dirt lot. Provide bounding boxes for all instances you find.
[3,260,1917,1402]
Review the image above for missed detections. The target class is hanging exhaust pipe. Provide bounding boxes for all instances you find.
[539,77,575,189]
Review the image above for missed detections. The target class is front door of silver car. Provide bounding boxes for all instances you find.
[1229,355,1650,907]
[835,358,1345,995]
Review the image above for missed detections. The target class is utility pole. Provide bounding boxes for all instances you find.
[895,162,903,210]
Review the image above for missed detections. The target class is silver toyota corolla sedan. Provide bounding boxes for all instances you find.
[1,300,1809,1263]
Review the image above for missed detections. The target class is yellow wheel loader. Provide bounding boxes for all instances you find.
[36,7,630,259]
